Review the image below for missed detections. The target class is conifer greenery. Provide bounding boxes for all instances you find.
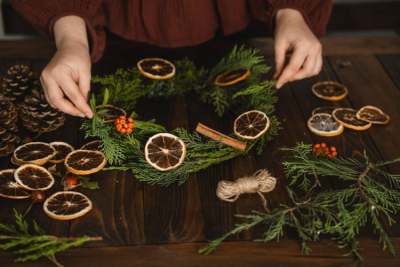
[199,143,400,259]
[83,46,280,185]
[0,210,101,266]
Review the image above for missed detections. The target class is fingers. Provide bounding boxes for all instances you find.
[290,54,317,81]
[41,74,85,117]
[79,68,91,100]
[313,55,323,77]
[273,40,289,79]
[276,46,307,89]
[276,42,322,88]
[58,76,93,118]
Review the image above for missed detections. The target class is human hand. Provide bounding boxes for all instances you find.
[273,9,323,89]
[41,16,93,118]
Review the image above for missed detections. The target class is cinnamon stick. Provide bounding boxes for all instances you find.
[195,123,247,151]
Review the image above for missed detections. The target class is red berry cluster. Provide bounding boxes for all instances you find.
[64,175,79,190]
[313,143,337,158]
[115,115,135,135]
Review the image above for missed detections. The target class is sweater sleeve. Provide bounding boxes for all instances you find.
[250,0,333,37]
[11,0,106,62]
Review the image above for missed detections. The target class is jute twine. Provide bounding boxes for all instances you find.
[216,169,277,211]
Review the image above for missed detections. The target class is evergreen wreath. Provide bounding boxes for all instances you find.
[82,46,280,186]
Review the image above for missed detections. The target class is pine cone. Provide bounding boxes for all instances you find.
[19,88,65,133]
[0,127,20,157]
[1,64,35,100]
[0,98,18,133]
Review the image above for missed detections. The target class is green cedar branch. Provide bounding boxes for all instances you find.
[200,143,400,260]
[0,210,102,267]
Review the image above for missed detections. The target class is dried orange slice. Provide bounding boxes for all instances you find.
[311,106,336,116]
[145,133,186,171]
[333,108,372,131]
[234,110,270,140]
[312,81,348,101]
[13,142,56,166]
[356,105,390,125]
[96,105,126,123]
[43,191,93,221]
[49,142,74,164]
[137,58,175,80]
[80,140,103,151]
[307,114,344,137]
[214,68,251,87]
[14,164,55,191]
[0,169,30,199]
[65,150,106,175]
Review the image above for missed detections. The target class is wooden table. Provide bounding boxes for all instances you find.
[0,36,400,267]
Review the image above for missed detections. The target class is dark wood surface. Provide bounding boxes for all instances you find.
[0,36,400,266]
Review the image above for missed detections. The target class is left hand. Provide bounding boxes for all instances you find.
[273,9,323,89]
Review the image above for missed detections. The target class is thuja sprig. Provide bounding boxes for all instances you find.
[201,45,275,117]
[200,143,400,259]
[0,210,101,267]
[199,187,336,255]
[107,128,244,186]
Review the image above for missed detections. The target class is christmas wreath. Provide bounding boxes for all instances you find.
[82,46,280,186]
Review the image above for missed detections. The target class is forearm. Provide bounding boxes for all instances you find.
[54,16,89,50]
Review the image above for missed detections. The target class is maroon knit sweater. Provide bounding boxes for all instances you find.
[11,0,332,62]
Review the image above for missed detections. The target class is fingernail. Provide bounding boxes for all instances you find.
[79,113,85,118]
[85,112,93,118]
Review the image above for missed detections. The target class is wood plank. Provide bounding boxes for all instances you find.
[329,55,400,237]
[249,37,400,56]
[377,54,400,90]
[0,239,399,267]
[329,55,400,166]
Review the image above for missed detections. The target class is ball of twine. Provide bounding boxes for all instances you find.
[216,169,277,211]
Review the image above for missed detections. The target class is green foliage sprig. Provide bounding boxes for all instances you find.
[200,143,400,259]
[0,210,101,267]
[85,45,279,185]
[108,128,246,186]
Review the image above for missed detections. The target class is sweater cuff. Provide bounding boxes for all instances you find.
[49,12,106,63]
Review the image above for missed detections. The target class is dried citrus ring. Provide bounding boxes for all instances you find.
[96,104,126,123]
[307,113,344,137]
[356,105,390,125]
[64,149,106,175]
[0,169,30,199]
[49,142,74,164]
[214,68,251,87]
[311,106,336,116]
[137,58,176,80]
[332,108,372,131]
[80,140,103,151]
[145,133,186,171]
[234,110,270,140]
[14,164,55,191]
[312,81,348,101]
[43,191,93,221]
[13,142,56,166]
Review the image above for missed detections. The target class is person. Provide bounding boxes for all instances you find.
[11,0,332,119]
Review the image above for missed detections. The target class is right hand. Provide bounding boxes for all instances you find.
[41,15,93,118]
